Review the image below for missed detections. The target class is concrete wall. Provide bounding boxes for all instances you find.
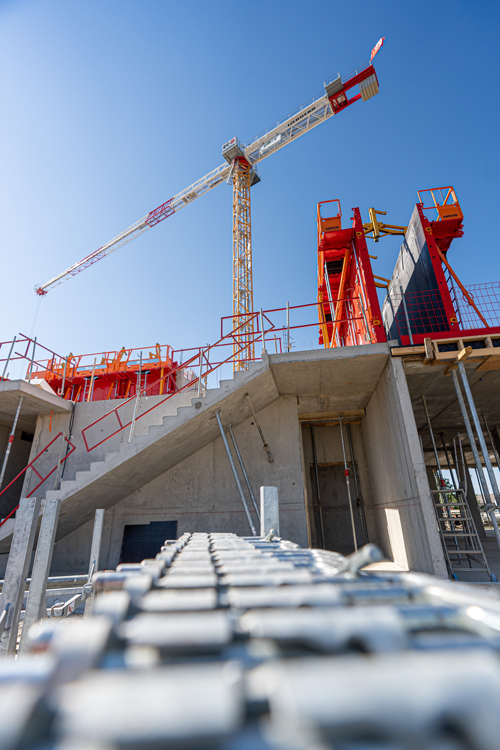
[46,395,308,574]
[363,357,447,577]
[20,390,196,501]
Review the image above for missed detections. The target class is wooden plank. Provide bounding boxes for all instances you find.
[423,337,434,365]
[391,346,425,356]
[301,420,362,427]
[476,356,500,371]
[433,347,500,362]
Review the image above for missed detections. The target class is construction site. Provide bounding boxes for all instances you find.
[2,26,500,750]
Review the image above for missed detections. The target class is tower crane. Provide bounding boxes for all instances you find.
[35,40,385,370]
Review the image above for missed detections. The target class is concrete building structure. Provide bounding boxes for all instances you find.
[0,343,452,580]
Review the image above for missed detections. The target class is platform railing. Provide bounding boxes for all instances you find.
[81,301,367,452]
[0,432,76,528]
[391,283,500,340]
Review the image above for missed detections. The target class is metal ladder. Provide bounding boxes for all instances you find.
[422,395,495,581]
[431,486,493,580]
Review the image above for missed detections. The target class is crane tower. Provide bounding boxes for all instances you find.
[35,41,385,372]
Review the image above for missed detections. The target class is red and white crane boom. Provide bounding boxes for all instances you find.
[35,46,383,296]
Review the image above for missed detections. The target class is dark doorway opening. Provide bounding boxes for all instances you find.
[119,520,178,564]
[310,464,364,555]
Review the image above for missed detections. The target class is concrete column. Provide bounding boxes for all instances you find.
[84,509,105,617]
[260,487,279,537]
[0,496,41,656]
[18,496,61,654]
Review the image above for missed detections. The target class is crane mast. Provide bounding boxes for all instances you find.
[35,43,384,368]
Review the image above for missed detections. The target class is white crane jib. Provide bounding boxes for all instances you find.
[35,57,381,296]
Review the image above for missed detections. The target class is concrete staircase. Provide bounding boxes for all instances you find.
[0,357,279,550]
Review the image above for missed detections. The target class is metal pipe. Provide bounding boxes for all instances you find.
[215,410,256,536]
[400,286,413,345]
[440,433,458,489]
[0,397,23,490]
[310,425,325,549]
[450,369,500,549]
[286,301,290,352]
[1,337,16,381]
[338,413,358,551]
[346,422,368,544]
[27,337,37,381]
[197,349,203,397]
[128,352,142,443]
[260,309,266,355]
[458,361,500,508]
[483,415,500,472]
[87,358,97,402]
[227,422,260,521]
[421,397,443,478]
[60,356,68,397]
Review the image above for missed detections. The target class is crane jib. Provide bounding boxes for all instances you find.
[35,56,380,295]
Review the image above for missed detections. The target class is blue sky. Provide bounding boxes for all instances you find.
[1,0,499,360]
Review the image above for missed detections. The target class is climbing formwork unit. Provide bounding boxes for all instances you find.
[383,186,499,346]
[317,200,386,348]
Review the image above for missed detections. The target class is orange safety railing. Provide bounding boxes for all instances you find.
[417,186,463,222]
[0,432,76,528]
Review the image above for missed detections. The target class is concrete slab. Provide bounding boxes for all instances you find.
[0,380,71,432]
[270,344,390,412]
[404,360,500,434]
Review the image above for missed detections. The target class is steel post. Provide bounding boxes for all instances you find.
[346,422,368,544]
[18,496,62,654]
[197,349,203,397]
[84,509,105,617]
[215,410,256,536]
[310,425,325,549]
[27,337,37,381]
[458,362,500,507]
[483,415,500,472]
[260,309,266,355]
[338,414,358,551]
[227,423,260,521]
[128,353,142,443]
[0,496,41,656]
[1,336,16,381]
[0,397,23,490]
[450,369,500,549]
[260,486,279,537]
[286,301,290,352]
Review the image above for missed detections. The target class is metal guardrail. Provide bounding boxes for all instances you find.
[0,432,76,529]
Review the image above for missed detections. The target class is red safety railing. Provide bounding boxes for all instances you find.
[391,282,500,341]
[0,432,76,528]
[455,282,500,329]
[82,301,366,452]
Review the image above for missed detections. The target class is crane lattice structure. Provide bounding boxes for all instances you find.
[35,41,385,371]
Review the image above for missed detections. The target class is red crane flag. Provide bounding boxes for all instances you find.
[370,37,385,63]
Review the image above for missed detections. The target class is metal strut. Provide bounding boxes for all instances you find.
[215,410,256,536]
